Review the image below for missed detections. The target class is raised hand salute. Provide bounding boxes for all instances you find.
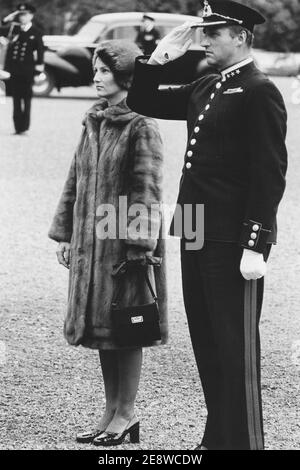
[128,0,287,450]
[148,22,194,65]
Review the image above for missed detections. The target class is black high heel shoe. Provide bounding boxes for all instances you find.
[76,428,105,444]
[193,444,208,450]
[93,421,140,446]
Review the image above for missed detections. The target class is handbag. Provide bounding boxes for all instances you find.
[111,259,161,347]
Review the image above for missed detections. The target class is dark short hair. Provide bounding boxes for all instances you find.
[228,25,254,48]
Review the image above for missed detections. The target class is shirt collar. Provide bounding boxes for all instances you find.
[20,22,32,32]
[221,57,254,81]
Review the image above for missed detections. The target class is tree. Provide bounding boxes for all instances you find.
[0,0,299,50]
[134,0,183,13]
[183,0,300,52]
[238,0,300,51]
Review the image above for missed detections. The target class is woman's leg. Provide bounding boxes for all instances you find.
[98,350,119,429]
[105,348,143,433]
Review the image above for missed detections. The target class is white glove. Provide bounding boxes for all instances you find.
[0,69,11,80]
[148,22,194,65]
[3,11,19,23]
[240,249,267,280]
[0,36,9,46]
[35,64,45,73]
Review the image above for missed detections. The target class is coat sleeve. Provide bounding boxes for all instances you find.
[125,120,164,251]
[127,56,198,120]
[48,154,77,243]
[35,30,44,65]
[239,81,288,254]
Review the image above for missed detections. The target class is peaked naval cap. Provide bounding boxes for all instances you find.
[17,3,36,14]
[195,0,265,33]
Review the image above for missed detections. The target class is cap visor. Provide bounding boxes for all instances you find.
[191,20,228,28]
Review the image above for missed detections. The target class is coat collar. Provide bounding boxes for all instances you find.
[83,98,138,126]
[221,57,254,81]
[20,23,33,32]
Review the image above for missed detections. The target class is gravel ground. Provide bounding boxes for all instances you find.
[0,78,299,450]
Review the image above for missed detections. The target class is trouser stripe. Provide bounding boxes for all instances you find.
[244,280,264,450]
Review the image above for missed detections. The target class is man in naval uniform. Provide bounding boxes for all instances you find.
[135,14,161,55]
[1,3,44,134]
[127,0,288,450]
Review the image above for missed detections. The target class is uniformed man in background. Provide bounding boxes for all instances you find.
[127,0,288,450]
[1,3,44,134]
[135,14,161,55]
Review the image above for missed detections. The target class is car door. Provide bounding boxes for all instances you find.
[103,23,140,42]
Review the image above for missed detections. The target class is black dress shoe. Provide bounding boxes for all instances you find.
[13,131,28,135]
[76,428,105,444]
[93,421,140,447]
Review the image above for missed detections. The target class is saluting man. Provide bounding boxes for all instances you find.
[127,0,288,450]
[2,3,44,134]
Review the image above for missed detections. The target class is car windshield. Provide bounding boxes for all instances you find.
[76,20,106,41]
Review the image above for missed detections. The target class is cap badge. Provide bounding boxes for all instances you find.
[203,0,213,17]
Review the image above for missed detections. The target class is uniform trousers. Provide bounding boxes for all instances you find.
[180,239,271,450]
[10,73,33,133]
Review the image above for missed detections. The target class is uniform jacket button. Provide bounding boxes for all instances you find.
[187,151,193,157]
[186,162,192,169]
[190,139,196,145]
[216,82,222,89]
[205,104,210,110]
[248,240,255,247]
[251,233,257,240]
[199,115,204,121]
[210,93,215,99]
[252,224,260,231]
[194,127,200,133]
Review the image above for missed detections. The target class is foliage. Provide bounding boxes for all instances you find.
[0,0,299,50]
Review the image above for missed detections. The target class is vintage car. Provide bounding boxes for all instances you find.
[32,12,208,96]
[2,12,298,97]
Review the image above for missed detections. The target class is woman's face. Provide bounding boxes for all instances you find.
[93,57,122,99]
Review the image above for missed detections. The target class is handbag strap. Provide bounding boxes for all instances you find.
[112,263,157,308]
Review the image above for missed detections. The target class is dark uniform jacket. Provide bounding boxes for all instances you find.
[136,27,160,55]
[127,58,288,254]
[2,23,44,77]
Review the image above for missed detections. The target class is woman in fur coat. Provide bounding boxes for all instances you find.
[48,40,167,447]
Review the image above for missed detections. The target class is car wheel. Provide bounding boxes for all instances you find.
[33,69,55,97]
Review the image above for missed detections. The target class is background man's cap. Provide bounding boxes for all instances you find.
[17,3,36,14]
[142,14,155,22]
[195,0,266,32]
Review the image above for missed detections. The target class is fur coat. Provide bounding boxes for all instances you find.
[48,98,167,349]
